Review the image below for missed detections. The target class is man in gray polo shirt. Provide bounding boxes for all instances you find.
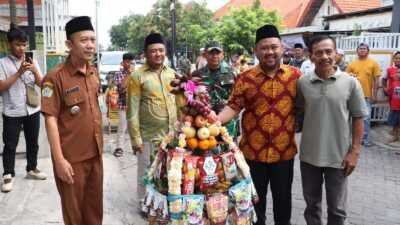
[0,26,47,193]
[296,35,367,225]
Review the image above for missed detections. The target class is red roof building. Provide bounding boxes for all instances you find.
[214,0,382,28]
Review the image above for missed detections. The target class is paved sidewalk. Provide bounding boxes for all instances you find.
[0,134,146,225]
[0,125,399,225]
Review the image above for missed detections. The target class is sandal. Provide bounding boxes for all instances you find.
[113,148,124,157]
[387,137,399,144]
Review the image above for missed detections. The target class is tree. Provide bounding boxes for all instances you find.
[110,16,133,49]
[179,1,215,57]
[109,0,215,58]
[215,0,281,55]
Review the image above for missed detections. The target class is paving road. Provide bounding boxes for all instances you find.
[0,119,399,225]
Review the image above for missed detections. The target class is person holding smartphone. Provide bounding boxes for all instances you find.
[0,25,46,193]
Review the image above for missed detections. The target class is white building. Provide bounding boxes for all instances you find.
[42,0,70,53]
[325,5,392,32]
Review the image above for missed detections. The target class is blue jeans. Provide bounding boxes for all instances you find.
[362,98,371,144]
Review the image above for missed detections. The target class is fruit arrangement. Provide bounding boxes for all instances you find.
[142,74,258,225]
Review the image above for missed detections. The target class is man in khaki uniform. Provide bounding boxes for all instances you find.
[41,16,103,225]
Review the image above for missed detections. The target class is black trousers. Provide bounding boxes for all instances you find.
[2,112,40,176]
[248,159,294,225]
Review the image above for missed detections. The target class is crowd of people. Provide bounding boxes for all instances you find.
[0,14,399,225]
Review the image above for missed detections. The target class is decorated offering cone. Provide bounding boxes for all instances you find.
[141,73,258,224]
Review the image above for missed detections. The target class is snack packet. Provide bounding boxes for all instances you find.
[233,148,251,178]
[168,195,184,220]
[206,193,229,224]
[221,151,238,181]
[182,156,199,195]
[228,179,257,225]
[168,154,184,195]
[198,156,220,191]
[183,195,205,225]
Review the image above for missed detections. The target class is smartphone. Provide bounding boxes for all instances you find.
[24,51,33,63]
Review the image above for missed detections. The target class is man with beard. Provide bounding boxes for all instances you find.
[296,35,366,225]
[216,24,301,225]
[127,33,177,203]
[41,16,103,225]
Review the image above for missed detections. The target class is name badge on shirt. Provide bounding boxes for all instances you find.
[66,86,80,94]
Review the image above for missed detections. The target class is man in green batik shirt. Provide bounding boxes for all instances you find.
[192,41,238,137]
[127,33,177,201]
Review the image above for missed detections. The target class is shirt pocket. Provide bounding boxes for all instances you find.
[62,91,87,121]
[64,91,85,106]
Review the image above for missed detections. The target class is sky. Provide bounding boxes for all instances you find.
[69,0,229,48]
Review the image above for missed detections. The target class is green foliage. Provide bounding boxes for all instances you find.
[109,15,134,50]
[109,0,216,55]
[109,0,281,56]
[178,1,215,54]
[215,0,281,55]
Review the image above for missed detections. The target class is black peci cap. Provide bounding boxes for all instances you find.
[255,24,280,44]
[65,16,94,39]
[144,33,166,50]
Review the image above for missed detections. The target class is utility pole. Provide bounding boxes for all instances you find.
[95,0,100,72]
[392,0,400,32]
[9,0,16,26]
[27,0,36,50]
[170,0,176,69]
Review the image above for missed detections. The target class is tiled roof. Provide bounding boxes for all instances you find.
[214,0,383,28]
[214,0,310,28]
[332,0,382,13]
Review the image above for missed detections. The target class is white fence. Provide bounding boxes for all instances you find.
[336,33,400,51]
[336,33,396,123]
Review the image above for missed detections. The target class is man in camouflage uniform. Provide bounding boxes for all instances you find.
[192,41,238,137]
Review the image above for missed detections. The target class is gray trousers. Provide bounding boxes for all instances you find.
[300,161,348,225]
[137,141,152,200]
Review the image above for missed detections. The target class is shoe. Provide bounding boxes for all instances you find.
[113,148,124,157]
[1,174,13,193]
[362,141,373,147]
[26,169,47,180]
[386,136,399,144]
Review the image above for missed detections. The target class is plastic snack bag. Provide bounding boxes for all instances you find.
[228,179,257,225]
[183,195,205,225]
[168,154,184,195]
[221,151,238,181]
[206,193,229,224]
[233,148,251,178]
[168,195,184,220]
[198,156,221,191]
[182,156,199,195]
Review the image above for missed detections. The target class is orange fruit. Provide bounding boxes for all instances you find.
[198,139,210,151]
[208,136,218,149]
[187,138,198,150]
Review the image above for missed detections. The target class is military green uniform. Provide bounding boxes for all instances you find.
[193,61,238,137]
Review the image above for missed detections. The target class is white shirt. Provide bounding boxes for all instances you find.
[0,55,42,117]
[300,59,315,75]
